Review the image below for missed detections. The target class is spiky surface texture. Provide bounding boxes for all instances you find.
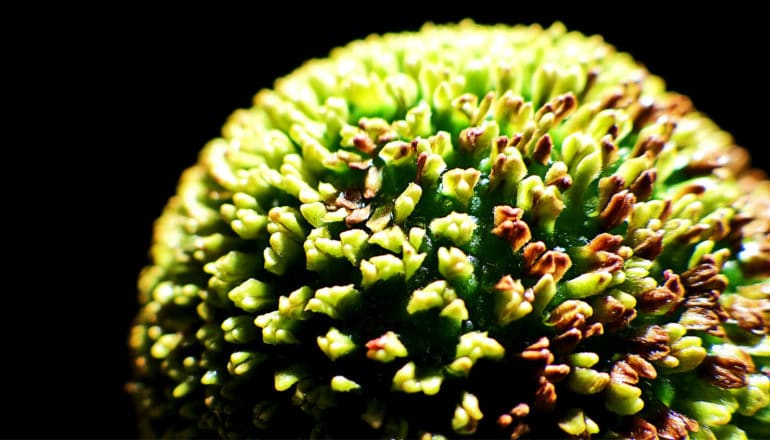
[129,21,770,439]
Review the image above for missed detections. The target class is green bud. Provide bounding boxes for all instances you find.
[452,392,483,435]
[369,225,408,253]
[228,278,273,313]
[392,361,444,395]
[564,271,613,298]
[366,331,408,362]
[317,328,356,361]
[430,212,477,246]
[221,316,260,344]
[441,168,481,207]
[305,285,360,319]
[567,367,610,394]
[331,375,362,392]
[361,254,405,288]
[395,183,423,223]
[407,281,457,315]
[438,247,475,282]
[340,229,369,265]
[605,382,644,415]
[558,408,600,436]
[254,311,299,344]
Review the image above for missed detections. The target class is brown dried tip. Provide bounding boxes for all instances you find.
[631,134,666,158]
[415,152,428,184]
[547,300,592,332]
[630,169,657,201]
[532,134,553,165]
[345,204,371,227]
[599,190,636,231]
[582,233,626,273]
[627,417,658,440]
[700,348,755,389]
[335,189,363,210]
[594,294,636,330]
[601,136,619,168]
[353,134,376,154]
[633,231,664,260]
[638,270,684,314]
[655,410,699,440]
[610,355,657,385]
[724,295,770,334]
[633,325,671,361]
[685,151,727,177]
[459,126,486,153]
[551,327,583,354]
[520,337,554,364]
[497,403,531,436]
[522,241,572,282]
[533,377,557,411]
[493,206,532,252]
[552,92,577,125]
[741,236,770,278]
[543,363,571,383]
[681,263,728,294]
[598,176,626,214]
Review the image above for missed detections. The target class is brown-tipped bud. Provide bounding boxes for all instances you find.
[547,300,593,331]
[415,152,428,184]
[679,306,723,335]
[533,378,557,411]
[583,322,604,339]
[578,233,626,273]
[521,337,554,364]
[630,169,657,201]
[552,92,577,125]
[586,233,624,253]
[686,151,727,177]
[345,205,371,227]
[626,354,657,379]
[639,271,683,314]
[663,94,693,117]
[633,231,664,260]
[492,206,532,252]
[336,189,363,210]
[655,410,699,440]
[700,346,755,389]
[523,242,572,282]
[593,294,635,330]
[632,134,665,159]
[532,134,553,165]
[723,295,769,334]
[598,175,626,214]
[633,325,671,361]
[600,190,636,231]
[601,136,619,168]
[544,364,571,383]
[353,134,377,154]
[551,328,583,353]
[681,263,728,294]
[627,417,658,440]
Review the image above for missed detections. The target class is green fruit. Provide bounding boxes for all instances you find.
[129,21,770,438]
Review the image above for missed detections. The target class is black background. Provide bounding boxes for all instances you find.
[10,3,768,438]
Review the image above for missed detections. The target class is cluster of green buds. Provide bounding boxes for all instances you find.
[129,20,770,438]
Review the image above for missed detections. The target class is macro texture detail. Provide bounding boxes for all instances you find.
[129,21,770,439]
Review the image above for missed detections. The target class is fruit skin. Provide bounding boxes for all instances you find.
[128,20,770,439]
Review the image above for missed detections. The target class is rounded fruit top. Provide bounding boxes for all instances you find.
[129,21,770,439]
